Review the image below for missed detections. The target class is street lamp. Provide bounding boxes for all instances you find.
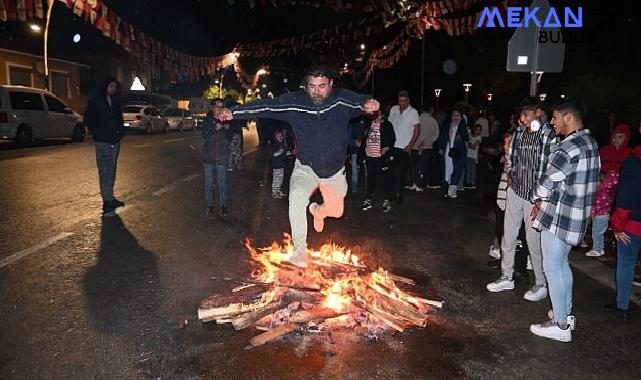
[486,93,493,102]
[434,88,442,108]
[463,83,472,104]
[539,93,547,102]
[560,94,566,99]
[359,43,366,51]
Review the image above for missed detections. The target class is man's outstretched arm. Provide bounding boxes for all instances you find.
[218,92,300,123]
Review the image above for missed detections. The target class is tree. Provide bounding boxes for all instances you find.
[567,75,641,134]
[202,83,242,102]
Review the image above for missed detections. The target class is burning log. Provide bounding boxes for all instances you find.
[249,323,300,347]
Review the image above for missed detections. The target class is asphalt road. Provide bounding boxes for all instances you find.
[1,127,640,379]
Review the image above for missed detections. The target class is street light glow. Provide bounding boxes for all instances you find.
[29,23,42,33]
[262,84,267,88]
[486,93,493,101]
[539,93,547,102]
[434,88,442,97]
[72,33,81,43]
[359,43,366,50]
[463,83,472,92]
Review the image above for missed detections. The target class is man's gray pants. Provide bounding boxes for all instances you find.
[95,142,120,203]
[289,160,347,255]
[501,187,547,286]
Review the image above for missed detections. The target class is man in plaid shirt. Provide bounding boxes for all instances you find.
[529,99,601,343]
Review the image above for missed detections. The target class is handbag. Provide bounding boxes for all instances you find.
[448,139,464,159]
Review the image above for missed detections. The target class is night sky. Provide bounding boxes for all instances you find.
[1,0,639,120]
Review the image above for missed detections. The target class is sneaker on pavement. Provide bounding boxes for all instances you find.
[488,246,501,259]
[205,206,215,216]
[524,284,548,301]
[585,249,605,257]
[111,198,125,209]
[530,319,572,342]
[604,303,631,322]
[287,252,309,268]
[547,309,576,330]
[486,276,515,292]
[361,199,373,211]
[382,199,392,213]
[102,203,116,217]
[309,202,324,232]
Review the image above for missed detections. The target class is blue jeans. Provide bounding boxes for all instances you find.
[591,214,609,251]
[350,153,359,193]
[541,229,573,324]
[465,157,476,185]
[203,163,228,207]
[616,232,641,310]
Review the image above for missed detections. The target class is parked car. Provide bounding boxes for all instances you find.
[163,108,195,131]
[122,105,168,134]
[125,92,175,113]
[0,85,85,147]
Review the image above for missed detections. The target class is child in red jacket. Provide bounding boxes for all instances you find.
[586,124,632,257]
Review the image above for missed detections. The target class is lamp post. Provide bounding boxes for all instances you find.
[463,83,472,104]
[560,94,566,99]
[539,93,547,102]
[434,88,442,108]
[214,79,221,98]
[486,93,493,115]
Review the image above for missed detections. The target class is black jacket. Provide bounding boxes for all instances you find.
[200,111,233,165]
[84,94,126,144]
[233,88,370,178]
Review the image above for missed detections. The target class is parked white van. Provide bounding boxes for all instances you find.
[0,85,85,147]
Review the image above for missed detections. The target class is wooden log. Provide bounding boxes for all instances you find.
[289,308,340,323]
[231,302,284,330]
[199,285,268,309]
[249,323,299,347]
[367,308,406,333]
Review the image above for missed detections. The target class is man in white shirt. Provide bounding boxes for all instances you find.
[475,110,490,139]
[388,90,420,204]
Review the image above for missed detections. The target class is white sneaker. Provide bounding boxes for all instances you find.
[527,256,533,270]
[488,246,501,259]
[585,249,605,257]
[486,276,515,292]
[524,285,548,301]
[530,319,572,342]
[547,309,576,330]
[287,252,309,268]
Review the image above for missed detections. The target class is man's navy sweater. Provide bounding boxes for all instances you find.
[232,88,370,178]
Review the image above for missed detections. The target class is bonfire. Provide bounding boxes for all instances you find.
[198,234,443,347]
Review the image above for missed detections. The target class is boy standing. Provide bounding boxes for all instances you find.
[201,99,232,217]
[271,130,289,199]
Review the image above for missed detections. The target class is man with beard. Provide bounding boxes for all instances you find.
[218,66,379,267]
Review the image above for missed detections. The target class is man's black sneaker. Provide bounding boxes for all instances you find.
[220,207,229,217]
[605,303,631,322]
[102,203,116,217]
[111,198,125,209]
[206,206,215,216]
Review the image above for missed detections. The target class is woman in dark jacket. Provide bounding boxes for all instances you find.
[437,109,469,198]
[608,146,641,321]
[359,111,397,213]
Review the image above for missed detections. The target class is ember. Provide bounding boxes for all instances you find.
[198,234,443,346]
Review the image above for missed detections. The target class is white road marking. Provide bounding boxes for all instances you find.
[0,232,75,269]
[181,173,200,183]
[152,184,176,196]
[163,136,199,143]
[133,143,151,148]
